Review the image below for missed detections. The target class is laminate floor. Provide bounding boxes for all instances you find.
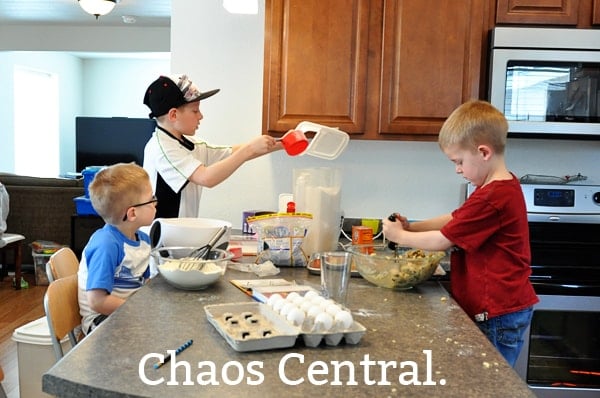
[0,272,46,398]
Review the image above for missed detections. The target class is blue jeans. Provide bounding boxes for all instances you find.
[476,307,533,366]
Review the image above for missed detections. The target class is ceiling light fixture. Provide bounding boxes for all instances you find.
[78,0,118,20]
[223,0,258,15]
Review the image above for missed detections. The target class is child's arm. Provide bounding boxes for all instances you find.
[87,288,126,315]
[383,213,454,251]
[408,214,452,231]
[189,135,281,187]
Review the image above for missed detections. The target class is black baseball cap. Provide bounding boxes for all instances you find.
[143,74,220,118]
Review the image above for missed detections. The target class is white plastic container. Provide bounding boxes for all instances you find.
[12,317,70,398]
[295,121,349,160]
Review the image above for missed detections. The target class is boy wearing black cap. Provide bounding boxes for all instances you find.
[143,74,283,218]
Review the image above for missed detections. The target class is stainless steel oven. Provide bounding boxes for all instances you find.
[488,27,600,139]
[513,183,600,398]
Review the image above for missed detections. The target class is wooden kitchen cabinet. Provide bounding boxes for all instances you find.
[496,0,600,27]
[262,0,492,140]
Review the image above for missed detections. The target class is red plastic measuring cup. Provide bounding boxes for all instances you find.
[278,130,309,156]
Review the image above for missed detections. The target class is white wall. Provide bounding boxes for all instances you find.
[81,56,170,118]
[170,1,600,227]
[0,52,169,174]
[0,51,83,173]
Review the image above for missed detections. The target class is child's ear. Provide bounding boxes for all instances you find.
[166,107,178,120]
[477,144,492,160]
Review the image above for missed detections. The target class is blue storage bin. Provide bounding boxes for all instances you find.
[82,166,103,198]
[74,196,98,216]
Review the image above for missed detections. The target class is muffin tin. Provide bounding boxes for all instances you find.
[204,302,366,352]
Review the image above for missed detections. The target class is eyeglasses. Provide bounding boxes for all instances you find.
[122,195,158,221]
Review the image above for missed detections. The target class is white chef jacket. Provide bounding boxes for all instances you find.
[143,127,231,218]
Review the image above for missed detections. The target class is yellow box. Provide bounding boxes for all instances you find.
[361,218,379,234]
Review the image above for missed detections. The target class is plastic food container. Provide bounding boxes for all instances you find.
[293,121,349,160]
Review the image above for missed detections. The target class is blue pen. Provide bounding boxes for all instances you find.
[154,339,193,369]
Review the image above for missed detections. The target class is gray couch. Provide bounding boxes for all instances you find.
[0,173,86,265]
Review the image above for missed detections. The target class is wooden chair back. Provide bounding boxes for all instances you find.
[47,247,79,282]
[44,274,82,360]
[0,364,6,398]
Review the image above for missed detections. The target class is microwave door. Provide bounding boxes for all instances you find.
[489,49,600,138]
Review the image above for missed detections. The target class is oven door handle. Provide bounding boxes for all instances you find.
[531,281,600,295]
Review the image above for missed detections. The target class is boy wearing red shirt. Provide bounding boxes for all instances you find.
[382,100,538,366]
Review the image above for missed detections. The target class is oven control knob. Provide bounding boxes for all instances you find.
[594,192,600,204]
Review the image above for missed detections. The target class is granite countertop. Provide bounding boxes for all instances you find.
[43,267,535,397]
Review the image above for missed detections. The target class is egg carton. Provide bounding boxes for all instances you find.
[300,321,366,348]
[204,302,366,352]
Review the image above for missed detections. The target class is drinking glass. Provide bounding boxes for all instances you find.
[320,252,352,306]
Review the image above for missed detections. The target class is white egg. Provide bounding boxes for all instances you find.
[334,310,353,329]
[267,293,284,307]
[306,305,323,320]
[280,302,297,317]
[304,290,319,300]
[300,300,314,313]
[310,295,326,305]
[286,292,301,302]
[292,295,305,306]
[319,299,336,310]
[313,312,334,332]
[272,299,286,313]
[325,303,342,316]
[286,307,305,326]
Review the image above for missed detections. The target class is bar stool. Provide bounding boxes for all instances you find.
[0,233,25,290]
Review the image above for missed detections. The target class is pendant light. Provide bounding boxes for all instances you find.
[78,0,118,20]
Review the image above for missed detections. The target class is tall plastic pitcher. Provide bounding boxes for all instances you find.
[293,167,342,257]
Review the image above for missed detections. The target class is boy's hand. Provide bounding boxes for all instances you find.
[245,135,280,157]
[388,213,410,229]
[382,213,409,246]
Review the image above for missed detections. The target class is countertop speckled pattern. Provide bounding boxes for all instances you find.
[43,268,536,397]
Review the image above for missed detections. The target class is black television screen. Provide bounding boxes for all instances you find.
[75,117,156,172]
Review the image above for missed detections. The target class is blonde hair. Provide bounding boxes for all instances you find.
[89,163,150,224]
[438,100,508,154]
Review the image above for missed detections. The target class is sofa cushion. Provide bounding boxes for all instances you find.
[0,173,83,188]
[1,173,87,265]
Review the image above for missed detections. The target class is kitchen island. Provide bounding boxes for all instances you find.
[43,267,535,397]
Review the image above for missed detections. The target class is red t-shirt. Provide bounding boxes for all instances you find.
[441,175,538,319]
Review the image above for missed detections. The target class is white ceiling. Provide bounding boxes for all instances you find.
[0,0,171,27]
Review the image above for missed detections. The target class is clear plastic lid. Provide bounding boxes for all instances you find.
[295,121,349,160]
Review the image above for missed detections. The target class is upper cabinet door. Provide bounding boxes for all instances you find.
[378,0,488,137]
[496,0,580,25]
[262,0,371,136]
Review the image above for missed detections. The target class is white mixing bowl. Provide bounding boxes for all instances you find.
[151,247,233,290]
[150,218,232,248]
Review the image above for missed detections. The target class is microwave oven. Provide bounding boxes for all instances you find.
[488,27,600,139]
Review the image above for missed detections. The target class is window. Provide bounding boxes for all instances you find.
[13,67,59,177]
